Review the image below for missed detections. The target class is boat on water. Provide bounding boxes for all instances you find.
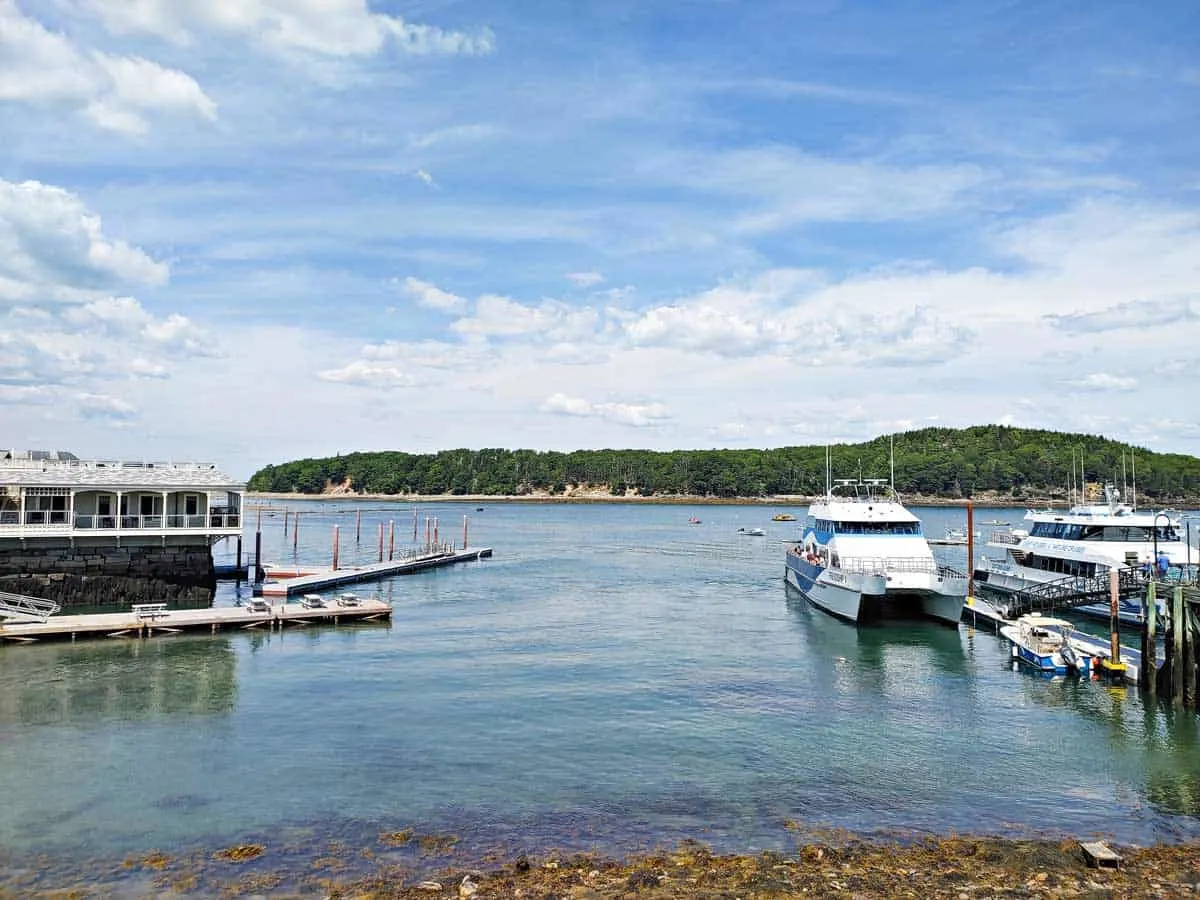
[737,526,766,536]
[1000,613,1097,678]
[973,483,1188,602]
[687,516,702,525]
[783,477,968,626]
[772,513,797,522]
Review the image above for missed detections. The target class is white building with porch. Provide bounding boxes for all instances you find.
[0,450,245,609]
[0,450,243,542]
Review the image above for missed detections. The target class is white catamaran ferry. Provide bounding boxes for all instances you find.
[974,483,1188,597]
[784,478,968,625]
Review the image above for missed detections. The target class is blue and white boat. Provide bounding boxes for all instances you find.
[1000,613,1096,677]
[784,478,968,626]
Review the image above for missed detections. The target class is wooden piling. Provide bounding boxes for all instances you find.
[1185,601,1198,709]
[412,506,418,541]
[388,520,395,561]
[236,536,243,574]
[293,511,299,552]
[1172,585,1185,708]
[377,522,384,563]
[966,500,974,600]
[1109,568,1121,666]
[356,509,361,543]
[284,510,289,536]
[332,525,340,571]
[434,516,439,547]
[254,528,263,583]
[1142,581,1156,699]
[463,514,469,551]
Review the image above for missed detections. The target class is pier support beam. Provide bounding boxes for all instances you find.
[1172,586,1185,709]
[1142,581,1156,699]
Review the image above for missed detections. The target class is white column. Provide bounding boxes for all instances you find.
[162,491,169,529]
[69,489,76,532]
[204,491,211,528]
[116,491,124,530]
[18,487,25,534]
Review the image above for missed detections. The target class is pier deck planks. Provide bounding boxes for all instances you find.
[258,547,492,596]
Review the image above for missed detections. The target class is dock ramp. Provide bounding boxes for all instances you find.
[1001,566,1144,620]
[0,591,62,624]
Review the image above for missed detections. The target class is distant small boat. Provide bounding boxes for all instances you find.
[688,517,702,525]
[475,507,485,512]
[772,513,797,522]
[981,519,1010,526]
[737,527,766,536]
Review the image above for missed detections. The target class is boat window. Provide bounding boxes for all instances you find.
[831,521,919,535]
[1030,522,1055,537]
[1156,525,1180,542]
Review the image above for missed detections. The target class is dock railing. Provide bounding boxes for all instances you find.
[0,591,61,623]
[836,556,966,582]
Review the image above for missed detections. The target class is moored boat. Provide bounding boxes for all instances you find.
[784,477,968,626]
[772,513,797,522]
[737,526,766,536]
[1000,613,1096,677]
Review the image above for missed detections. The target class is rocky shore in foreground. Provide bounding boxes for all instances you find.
[13,835,1197,899]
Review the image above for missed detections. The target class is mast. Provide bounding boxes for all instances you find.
[889,434,895,496]
[825,444,831,500]
[1131,451,1137,510]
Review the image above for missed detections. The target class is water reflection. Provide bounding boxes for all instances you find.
[0,637,237,725]
[784,584,968,692]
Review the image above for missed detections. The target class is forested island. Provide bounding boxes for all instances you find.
[247,425,1200,504]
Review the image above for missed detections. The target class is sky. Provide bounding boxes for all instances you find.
[1,0,1198,479]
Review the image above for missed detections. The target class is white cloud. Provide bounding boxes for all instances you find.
[1065,373,1139,392]
[540,392,671,427]
[81,0,493,58]
[75,392,138,421]
[414,169,436,187]
[566,271,605,287]
[410,123,497,149]
[453,294,600,340]
[399,276,466,312]
[0,180,169,290]
[0,1,216,134]
[316,359,421,388]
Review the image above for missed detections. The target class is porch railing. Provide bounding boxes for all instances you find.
[0,512,241,531]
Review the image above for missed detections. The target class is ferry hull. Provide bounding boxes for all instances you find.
[785,553,964,626]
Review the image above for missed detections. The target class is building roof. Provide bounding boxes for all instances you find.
[0,457,244,490]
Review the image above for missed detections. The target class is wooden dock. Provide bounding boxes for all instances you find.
[0,598,392,643]
[257,547,493,597]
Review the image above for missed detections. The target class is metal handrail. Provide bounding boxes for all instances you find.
[836,556,942,576]
[0,591,61,622]
[0,513,242,532]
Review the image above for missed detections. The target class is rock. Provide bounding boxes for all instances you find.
[418,881,442,891]
[459,875,478,898]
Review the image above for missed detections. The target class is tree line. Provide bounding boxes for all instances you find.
[247,425,1200,502]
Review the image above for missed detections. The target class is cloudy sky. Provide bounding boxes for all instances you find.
[1,0,1198,478]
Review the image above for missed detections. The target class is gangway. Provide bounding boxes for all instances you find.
[0,591,61,624]
[1001,566,1144,620]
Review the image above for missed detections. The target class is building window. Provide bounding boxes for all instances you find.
[185,495,199,516]
[140,495,155,516]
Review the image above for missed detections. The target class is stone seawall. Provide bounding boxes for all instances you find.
[0,542,216,609]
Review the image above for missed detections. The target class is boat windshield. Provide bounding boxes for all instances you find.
[831,521,921,535]
[1030,522,1179,542]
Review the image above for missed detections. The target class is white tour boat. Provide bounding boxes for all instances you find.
[973,484,1188,604]
[784,478,968,625]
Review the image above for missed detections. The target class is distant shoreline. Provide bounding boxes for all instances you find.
[246,491,1065,508]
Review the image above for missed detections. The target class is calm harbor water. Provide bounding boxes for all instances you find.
[2,500,1199,889]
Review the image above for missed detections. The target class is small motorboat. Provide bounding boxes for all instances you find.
[300,594,326,609]
[771,513,797,522]
[1000,613,1095,677]
[337,593,363,607]
[687,516,702,525]
[737,527,766,536]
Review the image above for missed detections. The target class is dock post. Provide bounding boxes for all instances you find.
[255,528,264,583]
[1109,568,1122,669]
[1172,585,1185,708]
[425,516,431,551]
[966,500,974,601]
[1185,602,1198,709]
[333,525,340,571]
[1143,581,1157,698]
[412,506,418,541]
[236,536,243,575]
[463,515,468,550]
[293,512,299,552]
[284,510,289,536]
[378,522,384,562]
[356,509,361,544]
[389,520,395,561]
[434,517,439,548]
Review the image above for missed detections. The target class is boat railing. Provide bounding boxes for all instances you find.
[837,556,942,576]
[987,529,1023,546]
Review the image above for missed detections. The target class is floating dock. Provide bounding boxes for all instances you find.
[0,598,392,643]
[257,547,493,597]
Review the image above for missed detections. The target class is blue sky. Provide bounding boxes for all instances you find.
[1,0,1198,478]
